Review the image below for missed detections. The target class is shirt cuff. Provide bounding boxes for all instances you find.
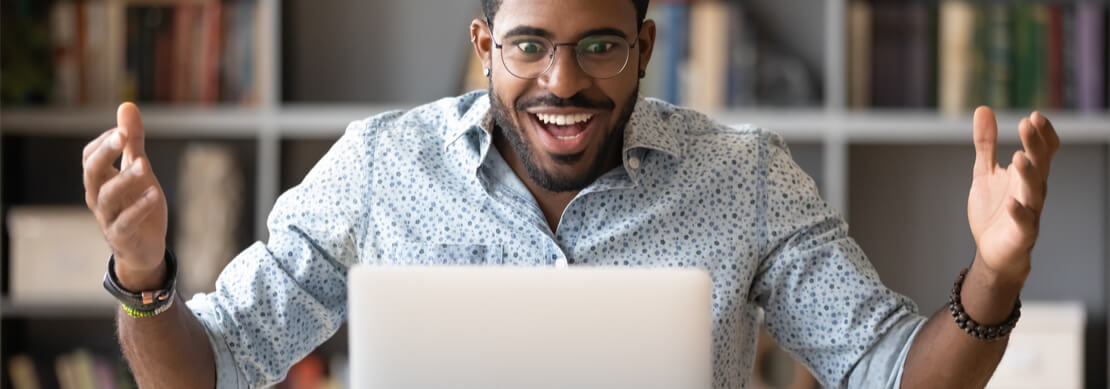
[186,293,248,389]
[848,313,928,388]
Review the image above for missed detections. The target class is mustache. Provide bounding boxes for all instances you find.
[514,93,615,111]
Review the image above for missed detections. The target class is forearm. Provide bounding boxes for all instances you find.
[900,255,1023,388]
[117,293,217,389]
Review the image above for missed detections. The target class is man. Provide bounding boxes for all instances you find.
[81,0,1059,387]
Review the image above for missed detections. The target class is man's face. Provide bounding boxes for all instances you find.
[480,0,651,192]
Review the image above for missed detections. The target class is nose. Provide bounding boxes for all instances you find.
[537,46,592,98]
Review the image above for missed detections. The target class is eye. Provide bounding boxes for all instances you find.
[583,41,615,54]
[514,40,544,54]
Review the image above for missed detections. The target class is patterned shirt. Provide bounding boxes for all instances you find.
[186,90,926,388]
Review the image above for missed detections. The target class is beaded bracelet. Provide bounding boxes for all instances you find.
[948,268,1021,341]
[121,289,176,319]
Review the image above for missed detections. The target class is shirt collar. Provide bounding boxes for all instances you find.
[443,90,493,153]
[621,97,685,161]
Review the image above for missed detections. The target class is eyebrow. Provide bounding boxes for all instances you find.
[500,25,630,41]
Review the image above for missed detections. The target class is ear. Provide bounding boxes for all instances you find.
[636,19,657,76]
[470,18,494,73]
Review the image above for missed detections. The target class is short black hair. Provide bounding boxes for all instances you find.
[482,0,650,30]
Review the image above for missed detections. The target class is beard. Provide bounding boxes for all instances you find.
[489,85,638,193]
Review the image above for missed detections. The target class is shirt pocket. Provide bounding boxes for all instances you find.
[385,242,504,265]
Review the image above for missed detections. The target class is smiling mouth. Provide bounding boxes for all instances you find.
[533,112,595,140]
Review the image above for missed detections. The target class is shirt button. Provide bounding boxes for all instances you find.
[628,157,641,169]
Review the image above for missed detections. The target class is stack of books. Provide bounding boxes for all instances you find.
[1,0,261,107]
[7,350,137,389]
[641,0,818,112]
[848,0,1108,114]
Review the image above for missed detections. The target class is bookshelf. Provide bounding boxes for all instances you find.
[2,0,1108,388]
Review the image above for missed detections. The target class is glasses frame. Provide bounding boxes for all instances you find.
[486,20,638,80]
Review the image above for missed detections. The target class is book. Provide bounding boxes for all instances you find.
[661,1,689,105]
[84,1,115,105]
[872,1,933,108]
[1076,1,1105,111]
[1,1,53,105]
[8,354,41,389]
[726,2,757,107]
[153,6,175,102]
[50,1,79,106]
[1012,4,1048,109]
[903,2,934,108]
[172,4,198,103]
[976,3,1012,110]
[847,0,871,109]
[1061,5,1077,109]
[939,0,977,114]
[1045,5,1065,109]
[202,1,223,103]
[686,0,731,111]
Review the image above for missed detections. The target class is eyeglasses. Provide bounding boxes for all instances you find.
[487,24,637,80]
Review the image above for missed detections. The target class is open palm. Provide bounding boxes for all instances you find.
[967,107,1058,283]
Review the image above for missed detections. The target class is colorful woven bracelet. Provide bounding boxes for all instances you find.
[121,289,175,319]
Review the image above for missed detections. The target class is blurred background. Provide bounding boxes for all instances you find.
[1,0,1107,388]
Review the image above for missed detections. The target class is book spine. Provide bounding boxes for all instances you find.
[983,4,1012,110]
[726,3,756,107]
[904,2,932,108]
[847,0,871,109]
[1012,4,1048,109]
[1075,1,1105,111]
[871,2,903,107]
[939,1,977,114]
[50,1,79,106]
[203,2,222,103]
[76,0,89,104]
[662,3,688,105]
[154,7,175,102]
[1045,5,1064,110]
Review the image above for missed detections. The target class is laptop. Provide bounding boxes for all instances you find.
[348,265,713,389]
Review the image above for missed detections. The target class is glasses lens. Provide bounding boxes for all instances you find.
[576,35,630,79]
[502,35,552,78]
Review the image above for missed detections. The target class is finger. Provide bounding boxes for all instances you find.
[97,158,154,224]
[117,102,146,170]
[107,186,161,246]
[1030,111,1060,157]
[82,128,119,166]
[1011,151,1044,214]
[972,106,998,175]
[83,131,126,208]
[1018,117,1050,178]
[1005,196,1038,242]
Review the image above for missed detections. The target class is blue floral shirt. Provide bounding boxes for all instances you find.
[186,90,926,388]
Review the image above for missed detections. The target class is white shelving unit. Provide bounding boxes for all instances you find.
[2,0,1108,384]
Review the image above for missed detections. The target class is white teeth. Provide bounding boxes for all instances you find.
[536,113,594,126]
[556,134,582,140]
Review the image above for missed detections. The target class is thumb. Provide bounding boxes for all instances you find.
[117,102,146,169]
[972,106,998,175]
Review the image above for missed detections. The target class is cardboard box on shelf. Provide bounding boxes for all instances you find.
[7,206,116,306]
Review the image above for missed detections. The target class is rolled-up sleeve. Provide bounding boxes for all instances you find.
[750,132,927,388]
[184,118,380,388]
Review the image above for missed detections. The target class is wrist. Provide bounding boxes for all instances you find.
[961,255,1024,325]
[114,256,168,292]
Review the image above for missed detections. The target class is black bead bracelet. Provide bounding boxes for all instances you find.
[947,268,1021,341]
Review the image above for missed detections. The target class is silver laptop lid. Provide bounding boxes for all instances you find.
[348,265,713,389]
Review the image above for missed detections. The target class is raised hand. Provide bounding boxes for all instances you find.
[82,102,169,291]
[967,106,1059,283]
